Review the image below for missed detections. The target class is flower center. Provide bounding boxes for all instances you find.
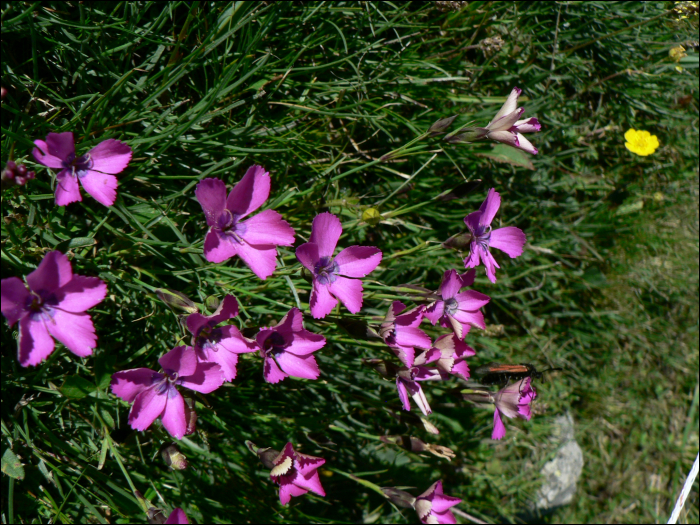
[475,224,492,251]
[314,256,338,285]
[216,209,247,243]
[63,153,93,178]
[197,326,222,352]
[444,297,459,316]
[262,332,287,357]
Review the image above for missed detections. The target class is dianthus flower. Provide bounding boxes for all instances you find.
[269,442,326,505]
[195,165,295,279]
[110,346,224,439]
[255,307,326,384]
[424,269,490,339]
[186,295,257,381]
[492,377,537,440]
[464,188,526,283]
[379,300,432,368]
[624,128,659,156]
[1,251,107,366]
[414,480,462,524]
[296,212,382,319]
[396,348,443,416]
[432,333,475,381]
[32,132,131,206]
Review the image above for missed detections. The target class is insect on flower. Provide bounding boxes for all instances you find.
[474,362,562,387]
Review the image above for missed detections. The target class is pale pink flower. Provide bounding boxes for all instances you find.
[32,132,131,206]
[1,251,106,366]
[492,377,537,440]
[464,188,526,283]
[255,307,326,384]
[396,349,443,416]
[432,333,475,381]
[110,346,224,439]
[424,269,490,339]
[269,442,326,506]
[414,480,462,524]
[483,87,540,154]
[296,212,382,319]
[186,295,257,381]
[195,165,295,279]
[379,301,432,368]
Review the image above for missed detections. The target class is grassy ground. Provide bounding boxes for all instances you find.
[1,1,698,523]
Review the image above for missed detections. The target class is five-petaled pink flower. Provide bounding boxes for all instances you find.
[187,295,257,381]
[396,348,443,416]
[296,212,382,319]
[110,346,225,439]
[32,132,131,206]
[484,87,540,154]
[492,377,537,440]
[195,165,295,279]
[424,269,490,339]
[255,307,326,384]
[1,251,107,367]
[413,480,462,524]
[432,333,475,381]
[464,188,526,283]
[269,442,326,505]
[379,301,431,368]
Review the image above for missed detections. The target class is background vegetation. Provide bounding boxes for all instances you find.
[1,1,698,523]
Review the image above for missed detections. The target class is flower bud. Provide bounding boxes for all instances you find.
[183,396,197,436]
[442,232,472,251]
[381,487,416,508]
[361,207,382,226]
[156,289,198,313]
[245,440,280,469]
[444,127,490,144]
[428,115,457,136]
[160,443,188,470]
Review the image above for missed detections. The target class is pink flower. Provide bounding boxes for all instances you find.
[32,132,131,206]
[110,346,225,439]
[492,377,537,440]
[296,212,382,319]
[484,87,540,154]
[1,251,107,367]
[414,480,462,524]
[269,442,326,505]
[186,295,257,381]
[396,349,443,416]
[432,333,475,381]
[165,508,188,524]
[379,301,432,368]
[195,165,295,279]
[424,269,490,339]
[464,188,526,283]
[255,307,326,384]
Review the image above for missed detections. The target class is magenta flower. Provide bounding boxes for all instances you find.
[464,188,526,283]
[186,295,257,381]
[32,132,131,206]
[110,346,225,439]
[269,442,326,505]
[296,212,382,319]
[424,269,490,339]
[484,87,540,154]
[379,301,432,368]
[396,349,443,416]
[165,508,188,524]
[1,251,107,367]
[414,480,462,524]
[432,333,475,381]
[492,377,537,440]
[195,165,295,279]
[255,307,326,384]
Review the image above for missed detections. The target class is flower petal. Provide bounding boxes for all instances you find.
[46,310,97,357]
[241,209,295,246]
[195,178,227,227]
[161,389,187,439]
[80,171,118,206]
[513,132,538,154]
[309,282,338,319]
[310,212,342,258]
[26,251,73,294]
[111,368,158,402]
[424,301,444,325]
[87,139,132,174]
[392,346,415,368]
[263,355,288,383]
[235,241,279,280]
[274,352,320,380]
[395,327,431,350]
[278,483,308,506]
[55,171,82,206]
[439,270,462,299]
[396,378,411,411]
[431,492,462,513]
[160,346,198,377]
[33,132,75,167]
[488,87,521,128]
[492,409,507,440]
[455,289,490,310]
[203,229,238,263]
[334,246,382,277]
[164,508,189,525]
[180,362,225,394]
[294,470,326,497]
[295,451,326,479]
[197,345,239,382]
[490,226,526,258]
[284,331,326,356]
[512,117,541,133]
[129,386,166,432]
[328,276,364,314]
[479,188,501,226]
[18,316,55,366]
[464,210,482,234]
[275,307,304,333]
[450,360,471,381]
[481,248,500,283]
[226,165,270,219]
[451,309,485,330]
[54,276,107,313]
[295,242,320,272]
[32,141,66,169]
[1,277,30,326]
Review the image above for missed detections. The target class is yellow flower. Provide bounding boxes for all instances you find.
[624,129,660,156]
[669,45,687,62]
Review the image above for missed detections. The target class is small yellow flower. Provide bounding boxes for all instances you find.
[624,129,660,156]
[669,45,687,62]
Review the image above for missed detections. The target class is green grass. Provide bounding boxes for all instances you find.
[1,1,698,523]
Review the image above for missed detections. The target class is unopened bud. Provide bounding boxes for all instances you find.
[363,358,400,378]
[204,295,220,313]
[444,127,489,144]
[147,508,167,524]
[362,207,382,226]
[183,396,197,436]
[428,115,457,136]
[156,289,198,313]
[443,232,472,251]
[160,443,188,470]
[381,487,416,508]
[245,440,280,470]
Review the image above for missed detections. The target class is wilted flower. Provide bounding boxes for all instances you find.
[414,480,462,524]
[464,188,526,283]
[2,160,35,189]
[492,377,537,440]
[268,442,326,506]
[32,132,132,206]
[186,294,257,381]
[379,301,432,367]
[432,333,475,381]
[195,166,295,279]
[296,212,382,319]
[255,307,326,384]
[110,346,225,439]
[396,349,443,416]
[424,269,490,339]
[1,251,107,366]
[624,129,659,156]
